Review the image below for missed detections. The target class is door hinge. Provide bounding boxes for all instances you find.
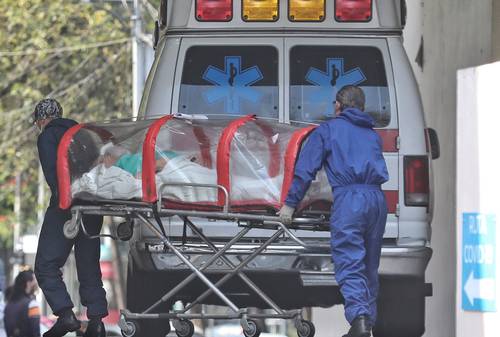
[396,136,401,150]
[395,204,400,217]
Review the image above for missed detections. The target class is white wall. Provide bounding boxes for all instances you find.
[456,62,500,337]
[421,1,492,337]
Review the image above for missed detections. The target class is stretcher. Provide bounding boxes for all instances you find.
[57,114,333,337]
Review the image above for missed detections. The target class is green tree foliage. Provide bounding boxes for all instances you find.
[0,0,135,249]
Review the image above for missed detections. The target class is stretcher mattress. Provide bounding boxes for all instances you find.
[57,114,333,212]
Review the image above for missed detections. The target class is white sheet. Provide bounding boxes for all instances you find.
[71,164,142,200]
[72,156,281,204]
[156,156,218,202]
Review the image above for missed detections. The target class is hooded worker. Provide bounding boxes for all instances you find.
[279,85,388,337]
[32,98,107,337]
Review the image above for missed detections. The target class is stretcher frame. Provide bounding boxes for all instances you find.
[64,182,330,337]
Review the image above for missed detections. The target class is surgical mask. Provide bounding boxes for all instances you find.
[32,123,42,134]
[32,119,45,133]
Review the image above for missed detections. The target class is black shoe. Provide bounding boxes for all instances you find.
[83,319,106,337]
[43,312,81,337]
[342,315,371,337]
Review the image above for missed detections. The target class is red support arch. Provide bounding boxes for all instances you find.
[216,115,256,207]
[57,124,86,210]
[280,125,317,205]
[142,115,175,203]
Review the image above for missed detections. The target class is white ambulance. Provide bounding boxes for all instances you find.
[128,1,440,336]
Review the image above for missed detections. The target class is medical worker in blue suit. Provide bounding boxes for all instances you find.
[279,85,388,337]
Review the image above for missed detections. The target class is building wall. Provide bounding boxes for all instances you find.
[403,0,424,85]
[492,0,500,61]
[455,61,500,337]
[421,1,492,336]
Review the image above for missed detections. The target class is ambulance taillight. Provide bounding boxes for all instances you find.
[289,0,325,22]
[243,0,279,21]
[335,0,372,22]
[196,0,233,21]
[404,156,430,207]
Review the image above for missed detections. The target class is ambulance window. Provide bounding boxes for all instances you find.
[179,46,279,118]
[290,46,391,127]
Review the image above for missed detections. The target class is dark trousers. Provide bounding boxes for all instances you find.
[34,206,108,318]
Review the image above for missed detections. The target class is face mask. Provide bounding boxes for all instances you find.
[33,119,45,133]
[32,124,41,134]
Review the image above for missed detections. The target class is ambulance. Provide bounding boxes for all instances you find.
[128,1,440,336]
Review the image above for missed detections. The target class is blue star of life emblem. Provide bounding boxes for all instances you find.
[202,56,264,114]
[306,58,367,117]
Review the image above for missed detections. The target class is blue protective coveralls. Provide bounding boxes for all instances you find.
[285,108,388,326]
[34,118,108,319]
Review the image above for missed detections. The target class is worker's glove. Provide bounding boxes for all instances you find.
[278,204,295,225]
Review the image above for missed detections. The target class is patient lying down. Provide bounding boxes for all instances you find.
[71,145,142,200]
[71,144,281,203]
[71,144,208,201]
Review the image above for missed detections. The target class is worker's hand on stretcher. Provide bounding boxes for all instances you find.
[278,204,295,225]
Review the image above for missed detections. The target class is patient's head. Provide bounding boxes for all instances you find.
[102,144,130,168]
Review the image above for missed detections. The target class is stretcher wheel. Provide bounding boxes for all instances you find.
[296,320,315,337]
[243,320,260,337]
[117,220,134,241]
[175,319,194,337]
[121,320,140,337]
[63,216,80,239]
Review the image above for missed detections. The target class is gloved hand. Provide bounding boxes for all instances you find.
[278,204,295,225]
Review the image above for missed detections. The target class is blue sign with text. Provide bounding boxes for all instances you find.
[462,213,496,312]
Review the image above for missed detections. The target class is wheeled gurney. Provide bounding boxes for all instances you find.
[57,114,335,337]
